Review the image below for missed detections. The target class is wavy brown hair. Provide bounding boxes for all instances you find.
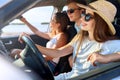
[93,13,117,42]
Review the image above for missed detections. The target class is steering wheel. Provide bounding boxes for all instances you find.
[21,36,54,80]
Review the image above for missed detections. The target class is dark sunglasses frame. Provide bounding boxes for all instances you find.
[81,12,94,22]
[67,8,81,14]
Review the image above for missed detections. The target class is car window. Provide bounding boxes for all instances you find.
[1,6,53,37]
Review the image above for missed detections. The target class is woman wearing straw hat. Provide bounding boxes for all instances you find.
[19,0,120,80]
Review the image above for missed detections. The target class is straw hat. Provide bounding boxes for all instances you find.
[77,0,117,35]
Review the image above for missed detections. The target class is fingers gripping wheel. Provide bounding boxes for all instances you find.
[21,36,54,80]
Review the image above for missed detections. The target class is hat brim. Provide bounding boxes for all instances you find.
[77,3,116,35]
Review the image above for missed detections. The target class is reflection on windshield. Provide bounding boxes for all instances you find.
[0,0,12,8]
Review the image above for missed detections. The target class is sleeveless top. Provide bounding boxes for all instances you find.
[46,33,61,63]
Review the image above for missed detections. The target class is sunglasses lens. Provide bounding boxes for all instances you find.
[85,14,91,21]
[81,13,93,22]
[70,9,74,13]
[67,9,74,14]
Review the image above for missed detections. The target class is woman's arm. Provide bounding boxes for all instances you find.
[88,40,120,66]
[20,16,50,40]
[87,52,120,66]
[104,52,120,62]
[36,43,73,58]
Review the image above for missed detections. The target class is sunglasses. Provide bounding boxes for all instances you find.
[67,8,81,14]
[81,12,94,22]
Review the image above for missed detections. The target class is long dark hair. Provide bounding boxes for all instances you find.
[55,12,70,32]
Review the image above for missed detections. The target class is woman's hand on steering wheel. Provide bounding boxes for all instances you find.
[18,32,31,43]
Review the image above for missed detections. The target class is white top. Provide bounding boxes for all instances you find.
[54,38,120,80]
[46,34,61,63]
[46,36,58,48]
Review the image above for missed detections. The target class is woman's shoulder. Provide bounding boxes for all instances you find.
[104,40,120,44]
[100,40,120,54]
[103,40,120,47]
[54,33,68,44]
